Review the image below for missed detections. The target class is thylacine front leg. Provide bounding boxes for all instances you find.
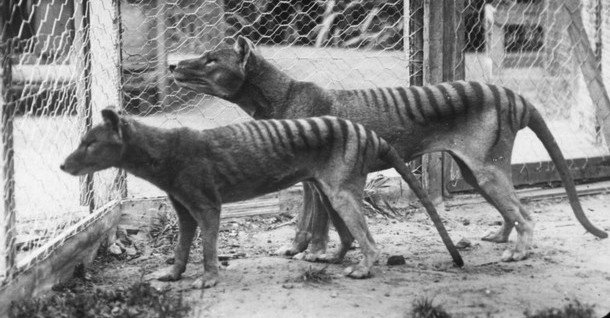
[193,203,221,288]
[157,195,198,282]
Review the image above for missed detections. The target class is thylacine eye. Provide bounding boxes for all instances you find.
[84,141,96,151]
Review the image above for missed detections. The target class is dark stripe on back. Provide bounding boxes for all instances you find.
[320,117,335,148]
[378,88,390,113]
[395,87,417,122]
[337,119,350,153]
[279,120,297,150]
[505,88,518,131]
[267,120,287,149]
[293,120,311,149]
[259,121,283,157]
[519,95,529,128]
[488,84,503,145]
[436,84,456,117]
[368,89,380,110]
[360,127,369,172]
[305,118,322,147]
[243,123,260,146]
[353,122,361,161]
[386,88,406,125]
[421,86,442,119]
[450,82,469,115]
[469,82,485,112]
[411,87,428,122]
[250,123,272,156]
[359,90,371,107]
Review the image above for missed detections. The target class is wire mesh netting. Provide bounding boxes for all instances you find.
[119,0,419,198]
[1,0,122,277]
[1,0,609,288]
[447,0,610,188]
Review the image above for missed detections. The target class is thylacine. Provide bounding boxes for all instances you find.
[61,108,462,288]
[170,36,607,262]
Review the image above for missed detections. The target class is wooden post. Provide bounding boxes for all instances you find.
[441,0,465,198]
[420,0,444,204]
[75,0,94,212]
[115,0,128,199]
[155,0,167,108]
[409,0,424,87]
[564,0,610,151]
[0,0,16,282]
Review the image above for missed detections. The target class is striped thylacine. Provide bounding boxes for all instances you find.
[60,109,462,288]
[170,36,607,263]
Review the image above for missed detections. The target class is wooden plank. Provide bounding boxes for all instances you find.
[0,1,16,283]
[155,0,168,108]
[564,0,610,152]
[421,0,445,204]
[0,201,122,316]
[74,0,94,211]
[441,0,465,199]
[446,180,610,208]
[447,156,610,193]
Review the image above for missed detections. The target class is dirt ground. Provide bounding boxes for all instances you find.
[92,193,610,318]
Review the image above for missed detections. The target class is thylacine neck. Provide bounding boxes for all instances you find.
[230,54,296,119]
[117,120,178,189]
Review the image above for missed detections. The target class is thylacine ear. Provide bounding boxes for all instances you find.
[233,36,255,68]
[101,107,123,139]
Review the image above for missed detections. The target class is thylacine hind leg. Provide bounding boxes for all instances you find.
[303,190,354,263]
[315,177,379,278]
[277,182,330,256]
[453,155,534,261]
[452,156,513,242]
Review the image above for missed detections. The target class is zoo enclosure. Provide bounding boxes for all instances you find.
[1,0,610,305]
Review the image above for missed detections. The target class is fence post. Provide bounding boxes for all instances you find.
[75,0,95,212]
[155,0,168,109]
[115,0,128,199]
[441,0,465,198]
[420,0,444,204]
[0,0,16,282]
[564,0,610,152]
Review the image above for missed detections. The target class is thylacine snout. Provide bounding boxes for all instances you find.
[60,109,124,176]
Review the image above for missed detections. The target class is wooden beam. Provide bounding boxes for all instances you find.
[0,0,16,283]
[155,0,168,109]
[447,156,610,192]
[75,0,94,211]
[564,0,610,152]
[0,201,122,316]
[421,0,445,204]
[441,0,465,198]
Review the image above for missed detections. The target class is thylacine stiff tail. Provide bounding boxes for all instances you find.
[375,136,464,266]
[522,102,607,238]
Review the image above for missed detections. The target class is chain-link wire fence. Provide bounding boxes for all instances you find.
[1,0,122,283]
[119,0,420,198]
[446,0,610,190]
[1,0,609,291]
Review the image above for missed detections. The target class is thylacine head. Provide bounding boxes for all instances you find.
[60,108,124,176]
[170,36,256,99]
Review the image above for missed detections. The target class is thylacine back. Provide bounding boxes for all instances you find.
[61,109,461,289]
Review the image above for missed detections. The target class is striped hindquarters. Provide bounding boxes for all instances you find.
[233,116,384,173]
[343,81,530,144]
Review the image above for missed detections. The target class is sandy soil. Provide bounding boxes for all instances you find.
[95,193,610,318]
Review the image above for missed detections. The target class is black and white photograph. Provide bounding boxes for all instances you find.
[0,0,609,317]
